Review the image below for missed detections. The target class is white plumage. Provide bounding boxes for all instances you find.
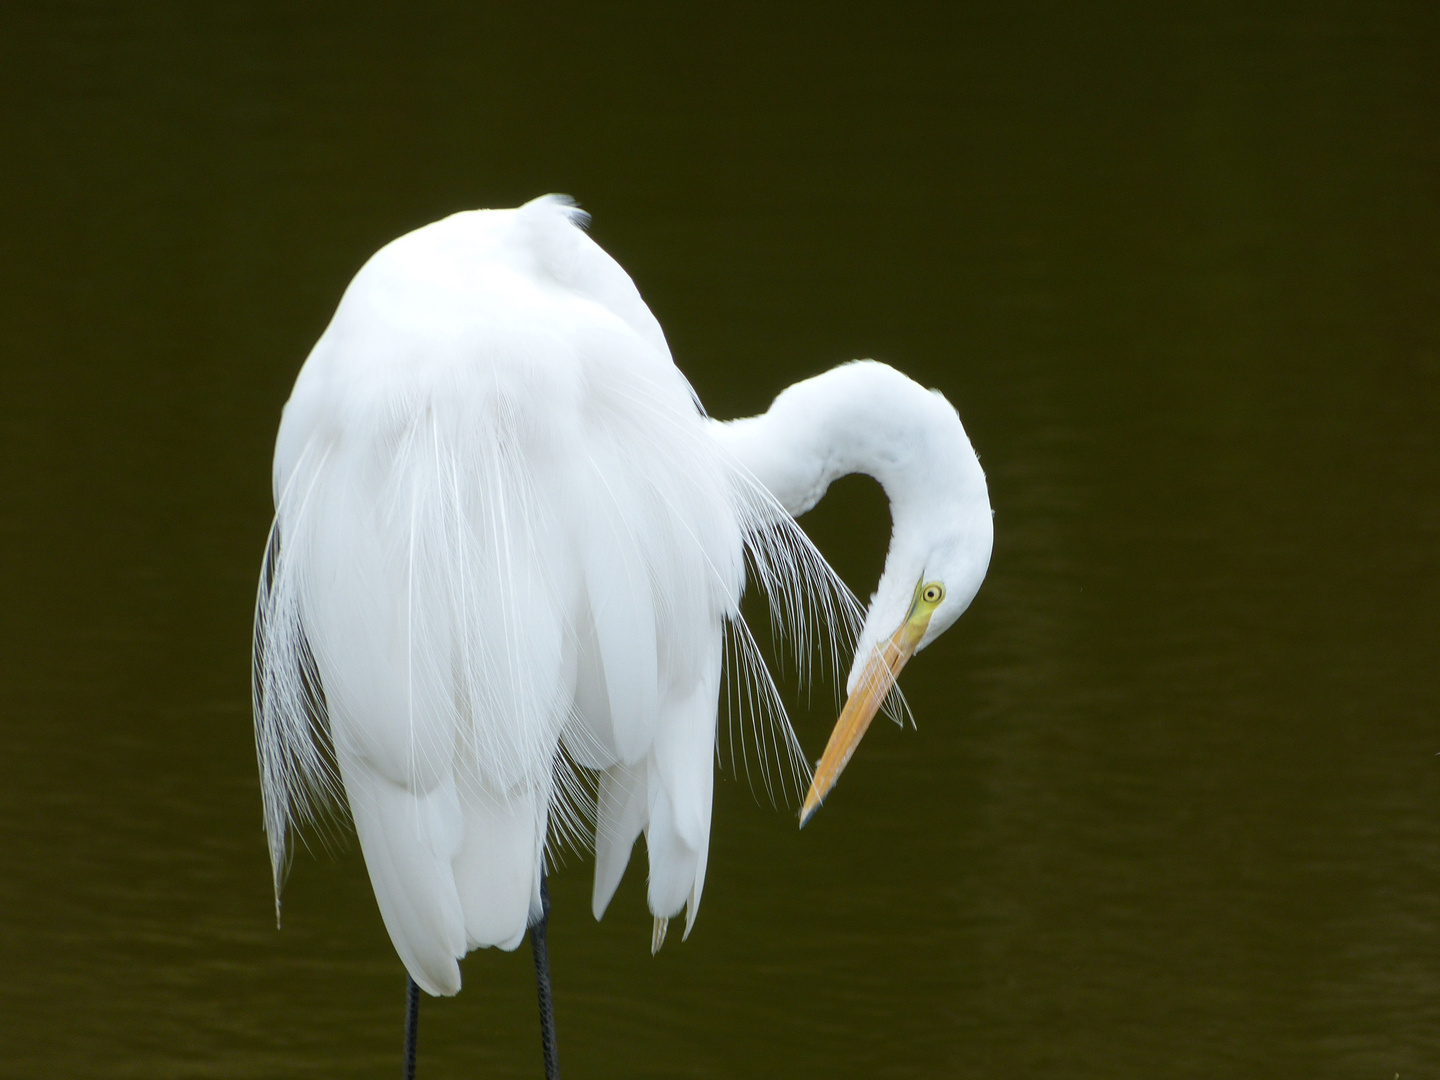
[253,196,992,999]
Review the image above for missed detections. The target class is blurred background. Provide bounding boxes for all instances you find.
[1,1,1437,1076]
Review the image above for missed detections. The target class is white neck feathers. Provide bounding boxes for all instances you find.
[711,361,992,689]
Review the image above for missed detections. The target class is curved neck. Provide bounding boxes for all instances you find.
[710,361,992,684]
[710,361,985,529]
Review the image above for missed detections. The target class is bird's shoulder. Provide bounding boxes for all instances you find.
[341,196,669,360]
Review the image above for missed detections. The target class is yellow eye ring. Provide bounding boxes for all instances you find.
[921,582,944,605]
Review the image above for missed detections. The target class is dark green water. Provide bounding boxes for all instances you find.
[2,3,1438,1076]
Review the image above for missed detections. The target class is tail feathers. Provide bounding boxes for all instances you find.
[644,781,703,922]
[684,837,709,941]
[591,639,722,932]
[341,757,466,996]
[592,762,648,919]
[453,769,549,952]
[648,638,720,932]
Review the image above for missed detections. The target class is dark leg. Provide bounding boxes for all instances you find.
[403,975,420,1080]
[531,871,560,1080]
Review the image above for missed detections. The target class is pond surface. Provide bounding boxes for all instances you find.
[1,2,1438,1076]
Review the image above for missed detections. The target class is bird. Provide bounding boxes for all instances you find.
[251,195,992,1076]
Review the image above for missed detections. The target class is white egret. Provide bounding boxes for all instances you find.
[252,196,992,1075]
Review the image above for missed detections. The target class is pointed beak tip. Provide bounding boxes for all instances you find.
[797,616,923,835]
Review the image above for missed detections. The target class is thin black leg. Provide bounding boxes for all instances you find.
[403,975,420,1080]
[531,871,560,1080]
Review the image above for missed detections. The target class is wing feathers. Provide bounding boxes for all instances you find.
[580,465,660,762]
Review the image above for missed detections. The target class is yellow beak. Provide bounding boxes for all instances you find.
[799,581,939,828]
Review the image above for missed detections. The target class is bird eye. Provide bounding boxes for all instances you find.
[922,582,944,604]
